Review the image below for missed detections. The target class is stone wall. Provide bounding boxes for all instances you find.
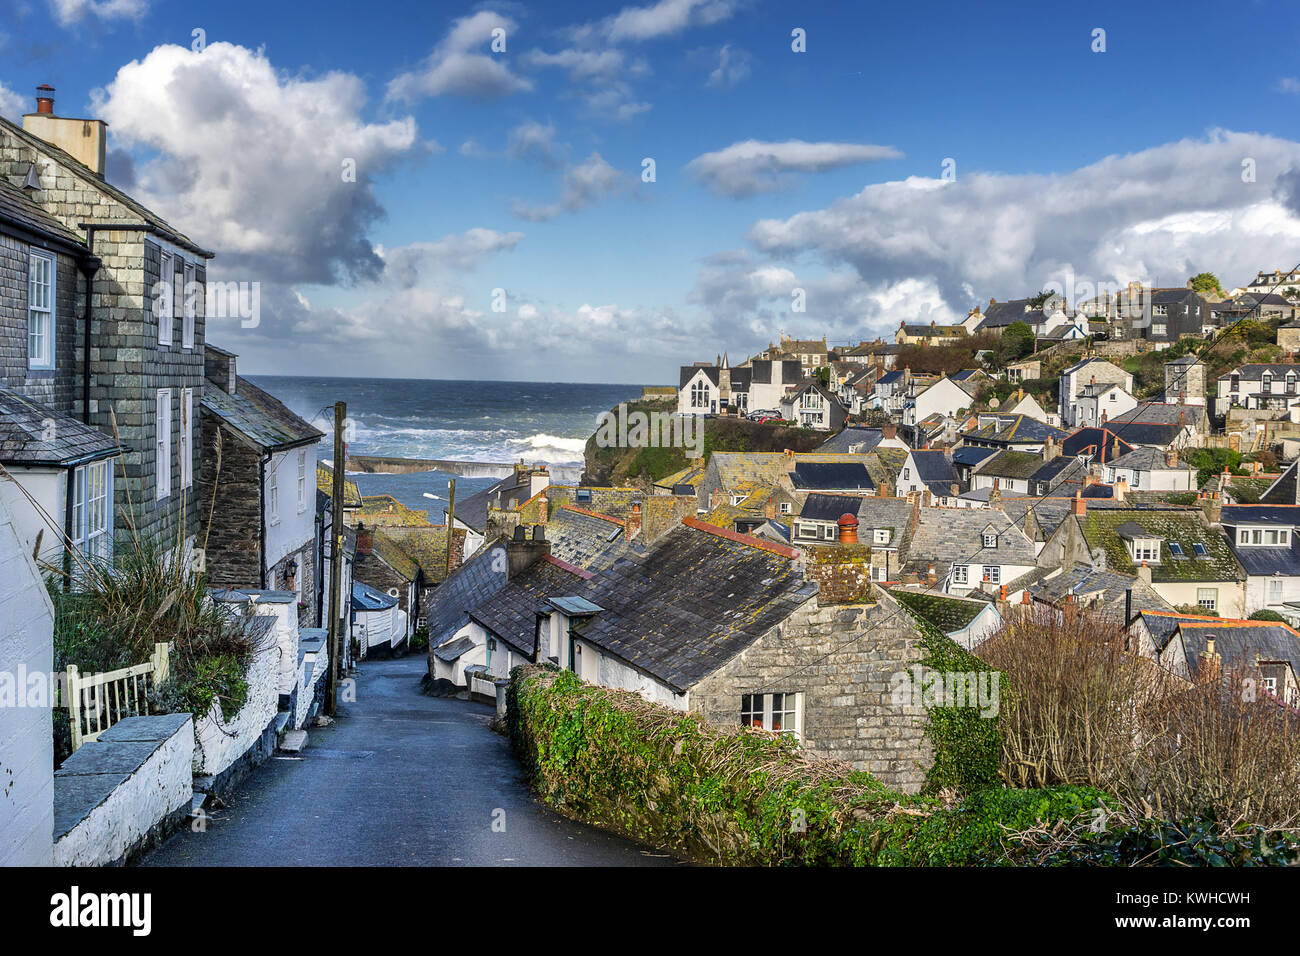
[192,640,279,780]
[0,232,83,413]
[52,714,193,867]
[804,544,876,604]
[199,416,263,587]
[688,590,932,793]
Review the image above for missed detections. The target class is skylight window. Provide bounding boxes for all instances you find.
[1191,542,1208,557]
[1168,542,1186,559]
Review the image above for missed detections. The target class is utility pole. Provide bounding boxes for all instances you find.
[326,401,346,718]
[444,478,456,580]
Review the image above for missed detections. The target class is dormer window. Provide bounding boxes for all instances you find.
[874,528,890,545]
[982,532,998,548]
[1237,527,1291,547]
[1129,537,1161,563]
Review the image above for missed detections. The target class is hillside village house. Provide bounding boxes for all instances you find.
[746,357,804,412]
[197,346,325,623]
[779,381,846,431]
[1218,505,1300,616]
[895,321,967,346]
[1060,358,1133,428]
[896,449,962,506]
[1162,355,1207,407]
[0,90,213,557]
[1214,363,1300,419]
[973,293,1068,334]
[1073,380,1137,429]
[1101,446,1197,492]
[902,508,1037,596]
[902,374,979,427]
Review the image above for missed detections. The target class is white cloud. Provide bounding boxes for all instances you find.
[379,229,525,289]
[387,11,531,102]
[0,81,25,120]
[47,0,147,25]
[511,151,628,221]
[688,139,904,197]
[507,119,561,166]
[1280,77,1300,94]
[707,44,751,88]
[91,42,418,285]
[598,0,740,43]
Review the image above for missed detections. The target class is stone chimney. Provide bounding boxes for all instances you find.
[1202,637,1221,682]
[22,84,108,178]
[880,423,896,440]
[1135,561,1152,585]
[1165,447,1178,468]
[1044,436,1059,461]
[536,491,548,525]
[625,502,642,541]
[506,525,550,579]
[1071,492,1086,517]
[204,347,237,394]
[837,512,859,544]
[1204,490,1222,524]
[1114,477,1128,503]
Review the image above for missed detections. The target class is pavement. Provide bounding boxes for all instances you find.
[139,653,679,866]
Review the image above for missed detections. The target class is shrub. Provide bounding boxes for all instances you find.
[1249,610,1288,623]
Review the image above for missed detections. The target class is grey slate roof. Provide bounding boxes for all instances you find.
[0,387,120,466]
[910,450,957,484]
[817,427,883,453]
[1175,620,1300,676]
[1108,446,1188,471]
[978,450,1045,481]
[790,460,875,491]
[0,176,88,250]
[1261,463,1299,506]
[680,365,720,389]
[426,536,510,648]
[201,377,323,451]
[544,505,638,572]
[904,509,1037,575]
[1022,565,1172,619]
[454,473,533,533]
[467,557,589,658]
[433,636,475,662]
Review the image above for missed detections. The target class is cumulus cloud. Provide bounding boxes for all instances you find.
[387,11,531,101]
[744,131,1300,310]
[0,81,25,120]
[521,45,651,120]
[91,42,418,286]
[47,0,147,25]
[378,228,525,289]
[592,0,740,44]
[510,151,628,221]
[507,119,561,166]
[688,139,904,197]
[707,44,751,88]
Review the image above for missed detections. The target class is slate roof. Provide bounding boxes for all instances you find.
[817,427,883,453]
[316,463,362,509]
[433,636,476,663]
[1107,446,1190,472]
[1061,427,1134,462]
[379,525,466,584]
[455,472,534,533]
[352,580,398,612]
[978,298,1043,328]
[790,460,875,491]
[0,387,120,466]
[1076,508,1242,583]
[978,450,1045,481]
[680,365,720,389]
[904,509,1037,575]
[1261,463,1299,506]
[0,115,212,257]
[358,494,431,527]
[367,528,420,582]
[909,449,958,485]
[962,415,1067,446]
[1226,535,1300,577]
[1108,402,1197,427]
[1022,565,1173,619]
[425,536,510,648]
[0,176,88,251]
[543,505,637,572]
[798,494,913,544]
[202,377,323,451]
[467,557,591,658]
[1221,505,1300,526]
[750,359,803,385]
[1175,620,1300,675]
[953,446,997,468]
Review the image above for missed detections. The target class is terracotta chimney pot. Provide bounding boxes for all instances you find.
[837,512,859,544]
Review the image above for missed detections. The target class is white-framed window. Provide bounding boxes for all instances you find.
[952,565,969,585]
[779,501,791,515]
[691,380,708,408]
[1130,538,1161,563]
[1197,588,1218,611]
[182,261,196,350]
[71,459,113,566]
[155,388,172,500]
[741,692,802,737]
[874,528,890,545]
[822,524,835,540]
[982,532,998,548]
[983,565,1001,584]
[297,448,307,512]
[180,387,193,490]
[268,466,279,525]
[28,250,54,369]
[1151,324,1167,337]
[1269,578,1284,605]
[158,252,174,346]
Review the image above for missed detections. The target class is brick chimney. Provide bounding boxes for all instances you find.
[837,512,859,544]
[22,84,108,178]
[536,491,548,525]
[880,423,896,440]
[625,502,642,541]
[1165,447,1178,468]
[357,525,373,555]
[1071,492,1086,516]
[1202,637,1221,682]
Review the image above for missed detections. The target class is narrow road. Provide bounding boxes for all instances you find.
[140,654,677,866]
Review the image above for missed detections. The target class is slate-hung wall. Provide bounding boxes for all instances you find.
[0,232,82,412]
[0,124,212,550]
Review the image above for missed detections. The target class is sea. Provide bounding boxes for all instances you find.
[251,376,644,515]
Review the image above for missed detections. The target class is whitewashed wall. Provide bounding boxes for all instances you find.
[0,492,55,866]
[193,642,279,776]
[264,443,318,572]
[0,466,64,564]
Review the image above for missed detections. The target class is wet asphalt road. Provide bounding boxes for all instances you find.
[139,654,678,866]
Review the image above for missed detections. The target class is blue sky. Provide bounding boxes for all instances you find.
[2,0,1300,383]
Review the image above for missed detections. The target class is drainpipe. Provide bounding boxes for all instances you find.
[259,452,269,589]
[62,467,75,591]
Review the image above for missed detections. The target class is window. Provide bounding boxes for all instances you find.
[741,692,801,737]
[1169,542,1186,558]
[297,449,307,512]
[28,250,54,369]
[779,502,791,515]
[874,528,890,545]
[71,460,112,567]
[983,565,1001,584]
[1151,323,1167,337]
[179,388,193,490]
[982,532,997,548]
[158,252,174,346]
[1264,371,1274,393]
[155,389,172,500]
[1230,374,1240,393]
[268,466,279,524]
[1197,588,1218,611]
[182,261,196,350]
[1130,538,1160,562]
[822,524,835,540]
[952,565,969,585]
[1153,305,1168,316]
[1192,542,1208,557]
[1270,578,1284,605]
[691,380,708,408]
[902,468,910,480]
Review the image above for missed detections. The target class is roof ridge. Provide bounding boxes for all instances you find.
[542,554,595,579]
[560,503,625,525]
[681,515,801,558]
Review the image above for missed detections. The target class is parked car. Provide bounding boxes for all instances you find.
[747,409,780,421]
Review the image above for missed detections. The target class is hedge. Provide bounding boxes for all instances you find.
[506,665,1110,865]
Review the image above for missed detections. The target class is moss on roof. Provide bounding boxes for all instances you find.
[358,494,432,527]
[1078,509,1242,582]
[317,463,362,509]
[889,589,986,632]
